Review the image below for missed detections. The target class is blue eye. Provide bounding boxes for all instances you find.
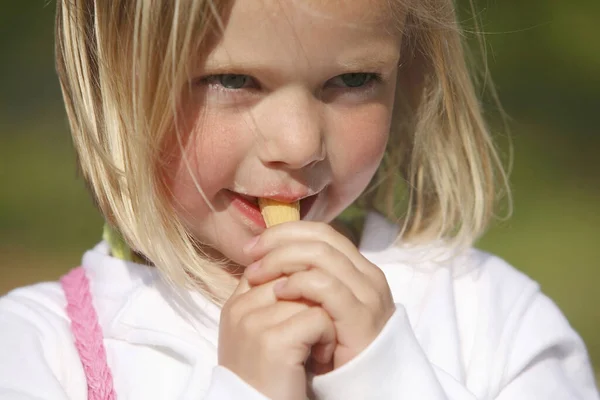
[331,73,378,88]
[218,74,251,89]
[201,74,254,90]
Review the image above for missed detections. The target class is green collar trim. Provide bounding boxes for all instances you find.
[103,223,145,264]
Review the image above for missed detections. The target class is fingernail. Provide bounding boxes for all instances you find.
[246,261,260,273]
[274,279,287,293]
[243,236,260,253]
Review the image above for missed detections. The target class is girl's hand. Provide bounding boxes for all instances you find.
[219,275,336,400]
[243,221,396,372]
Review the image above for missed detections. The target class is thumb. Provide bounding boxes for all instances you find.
[230,274,251,298]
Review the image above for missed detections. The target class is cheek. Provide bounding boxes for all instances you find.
[320,105,389,219]
[161,115,243,210]
[331,104,390,181]
[322,104,390,216]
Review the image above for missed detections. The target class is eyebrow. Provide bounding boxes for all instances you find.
[201,47,400,76]
[336,51,400,71]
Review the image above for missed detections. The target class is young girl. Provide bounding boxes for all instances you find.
[0,0,597,399]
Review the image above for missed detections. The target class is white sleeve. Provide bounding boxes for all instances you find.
[492,294,598,399]
[204,366,271,400]
[0,285,87,400]
[311,298,599,400]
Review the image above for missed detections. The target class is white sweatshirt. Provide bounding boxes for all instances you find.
[0,213,598,399]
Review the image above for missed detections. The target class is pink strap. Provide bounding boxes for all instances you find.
[60,267,117,400]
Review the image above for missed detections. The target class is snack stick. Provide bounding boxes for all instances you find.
[258,198,300,227]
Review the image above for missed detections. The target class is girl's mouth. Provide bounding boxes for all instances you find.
[226,190,320,226]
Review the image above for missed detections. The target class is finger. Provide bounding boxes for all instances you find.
[247,221,371,274]
[269,306,336,365]
[227,277,287,320]
[311,341,336,366]
[274,269,364,325]
[245,241,366,293]
[239,299,310,334]
[307,352,334,376]
[230,275,252,298]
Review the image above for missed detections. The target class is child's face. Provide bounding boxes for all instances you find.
[165,0,403,266]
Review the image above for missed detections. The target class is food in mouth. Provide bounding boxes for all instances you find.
[258,198,300,227]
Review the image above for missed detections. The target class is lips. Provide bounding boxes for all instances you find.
[236,193,259,206]
[226,190,320,220]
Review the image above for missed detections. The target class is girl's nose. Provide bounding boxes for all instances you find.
[255,87,326,170]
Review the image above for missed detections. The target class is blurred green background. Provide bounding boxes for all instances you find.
[1,0,598,383]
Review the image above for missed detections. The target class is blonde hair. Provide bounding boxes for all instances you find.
[360,1,510,248]
[55,0,510,305]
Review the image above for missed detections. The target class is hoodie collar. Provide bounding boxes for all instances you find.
[81,243,220,359]
[84,213,460,366]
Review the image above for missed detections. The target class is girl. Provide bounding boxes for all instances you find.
[0,0,597,399]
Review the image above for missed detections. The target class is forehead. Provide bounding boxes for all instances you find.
[259,0,401,27]
[228,0,402,33]
[200,0,404,72]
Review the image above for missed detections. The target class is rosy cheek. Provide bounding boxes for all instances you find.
[161,129,216,208]
[334,109,390,178]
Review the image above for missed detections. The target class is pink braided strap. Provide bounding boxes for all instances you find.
[60,267,117,400]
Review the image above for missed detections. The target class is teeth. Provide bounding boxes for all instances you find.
[258,198,300,227]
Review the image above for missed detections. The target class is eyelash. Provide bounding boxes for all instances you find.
[196,72,383,94]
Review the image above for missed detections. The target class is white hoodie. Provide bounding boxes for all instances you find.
[0,213,598,399]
